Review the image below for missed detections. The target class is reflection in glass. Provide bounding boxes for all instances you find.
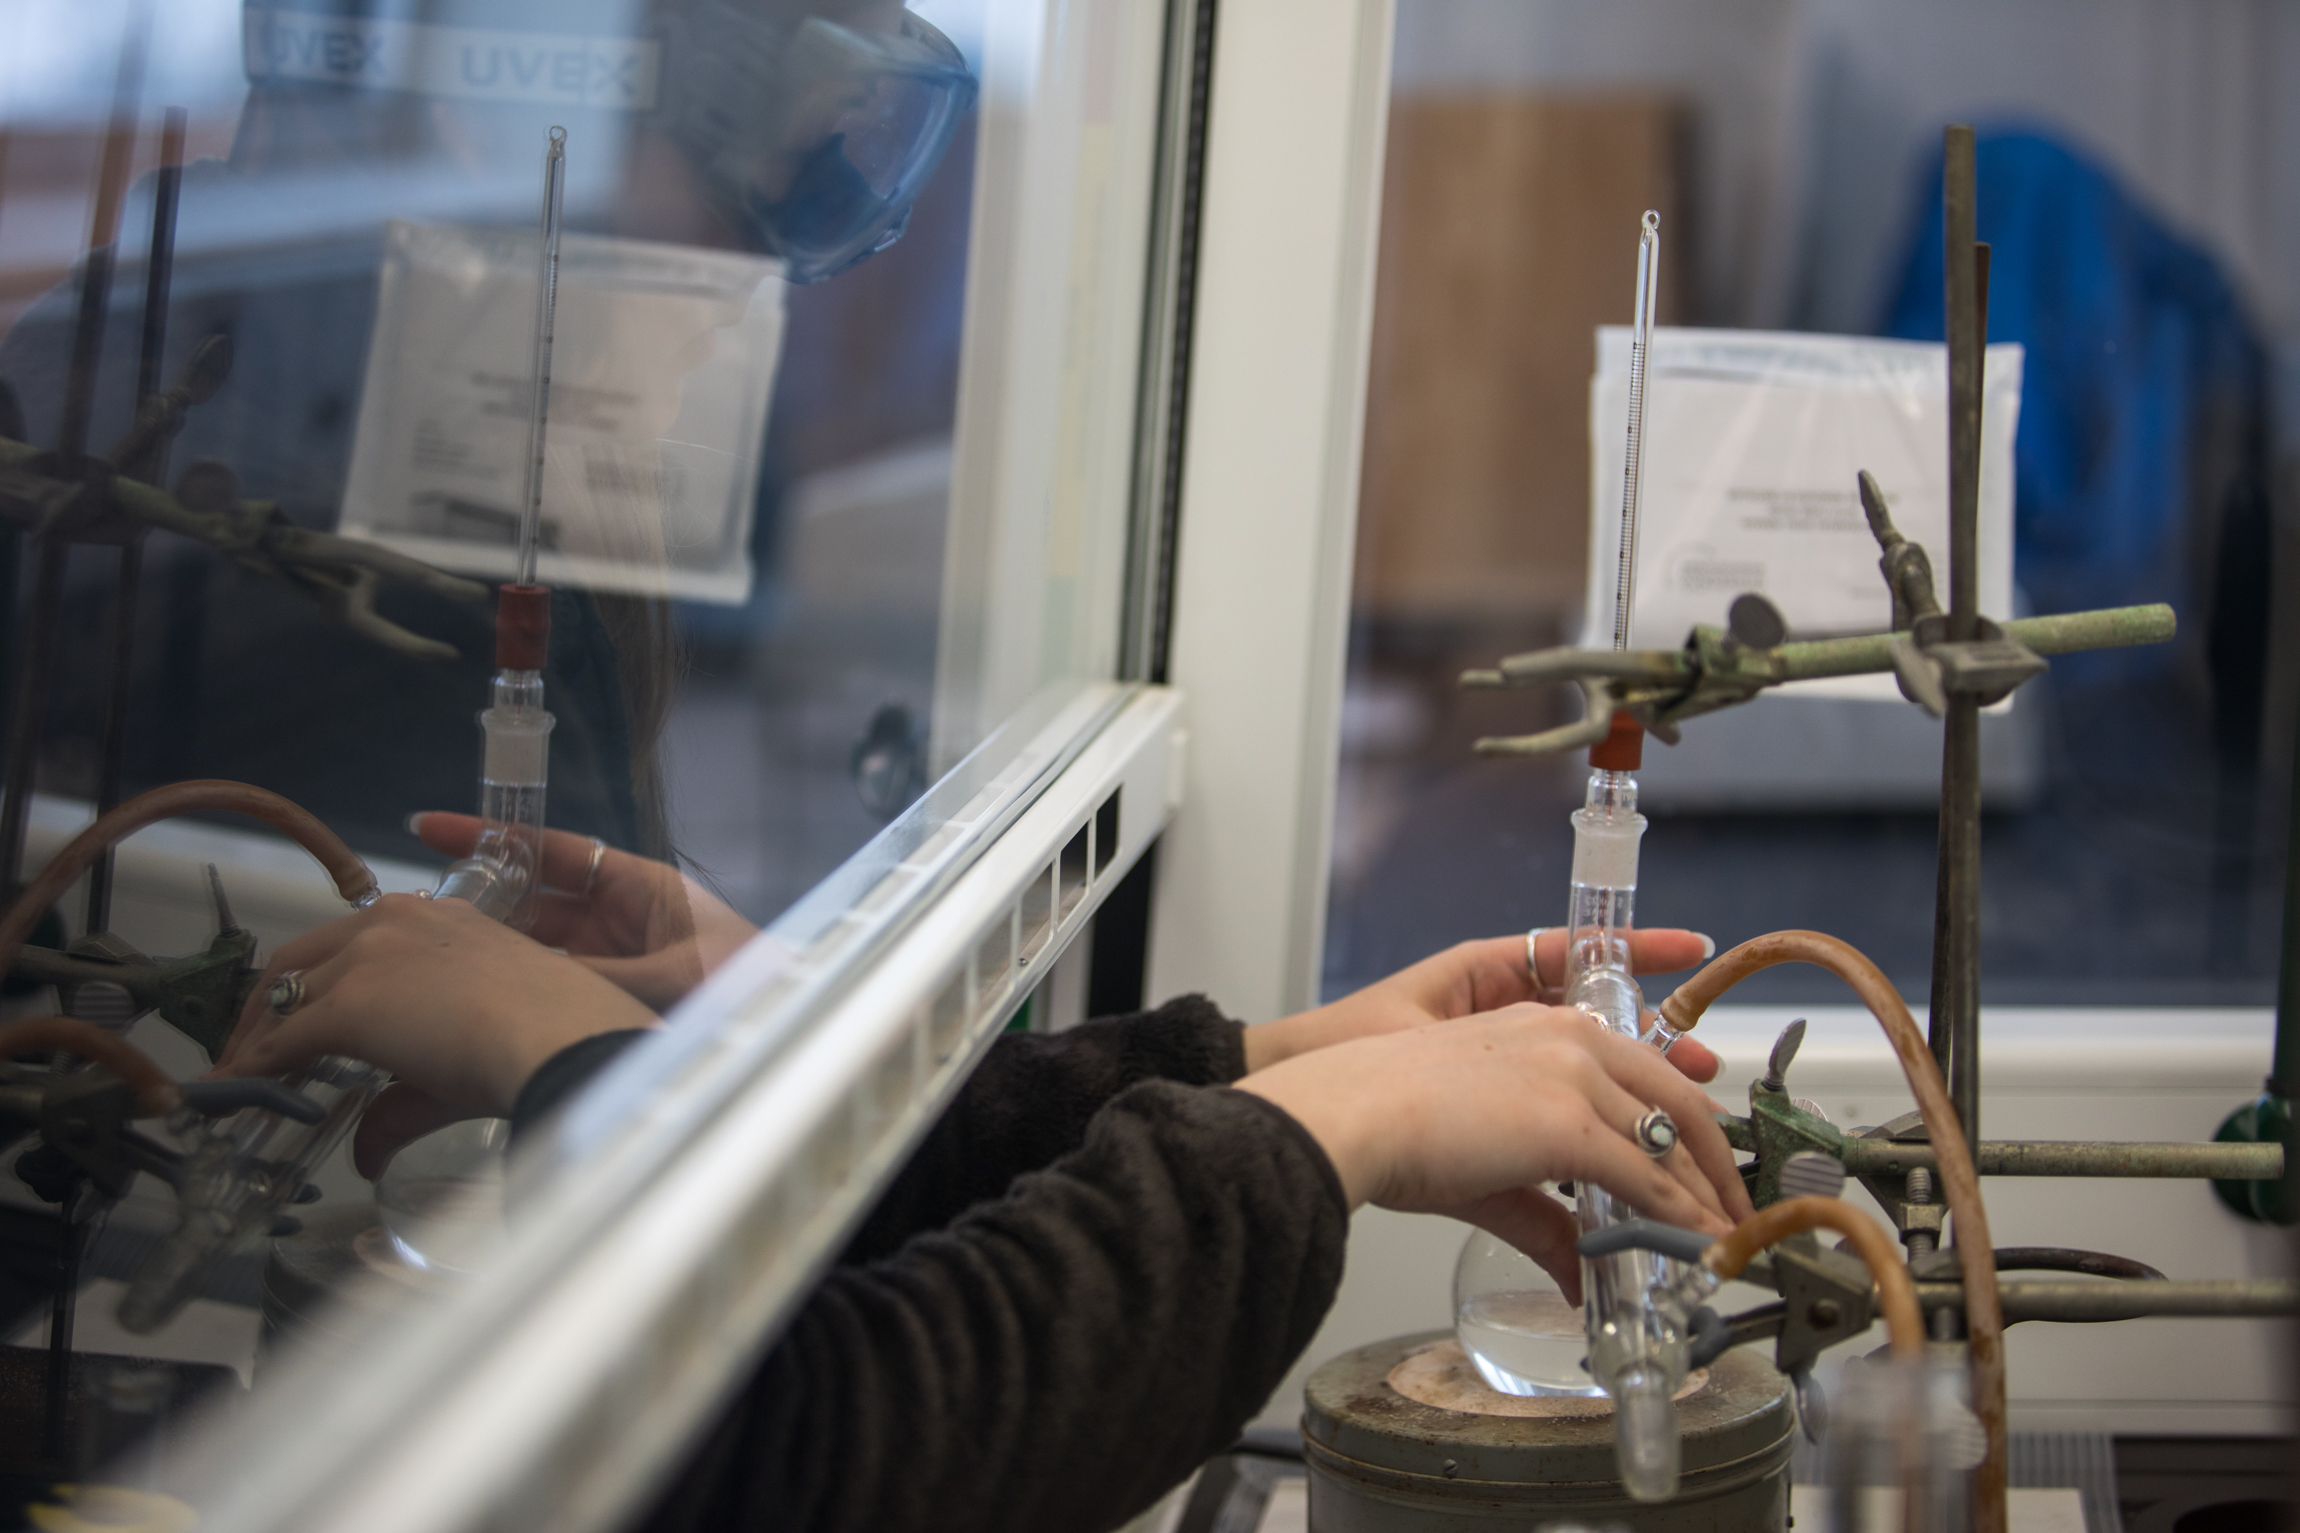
[0,0,1097,1505]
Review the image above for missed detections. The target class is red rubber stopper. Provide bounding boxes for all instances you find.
[1589,710,1644,771]
[494,584,552,670]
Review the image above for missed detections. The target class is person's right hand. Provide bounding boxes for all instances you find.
[212,893,657,1176]
[1241,930,1720,1078]
[1236,1003,1752,1301]
[410,813,756,1010]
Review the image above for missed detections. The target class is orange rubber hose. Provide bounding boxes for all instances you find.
[0,780,378,985]
[1705,1195,1926,1358]
[1658,929,2005,1533]
[0,1015,180,1117]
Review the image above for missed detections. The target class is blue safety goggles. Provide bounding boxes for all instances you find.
[665,9,977,282]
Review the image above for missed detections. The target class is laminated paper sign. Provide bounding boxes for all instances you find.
[341,221,785,604]
[1585,328,2023,702]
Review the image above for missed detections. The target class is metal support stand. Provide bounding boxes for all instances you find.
[87,107,184,936]
[1929,126,1989,1158]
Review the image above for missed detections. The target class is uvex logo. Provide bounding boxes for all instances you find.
[246,14,661,111]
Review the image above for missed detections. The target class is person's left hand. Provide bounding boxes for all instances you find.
[410,813,757,1010]
[211,893,658,1177]
[1243,931,1723,1083]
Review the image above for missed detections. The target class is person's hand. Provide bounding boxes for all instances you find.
[1243,931,1722,1083]
[211,893,657,1177]
[411,813,757,1010]
[1236,1003,1754,1302]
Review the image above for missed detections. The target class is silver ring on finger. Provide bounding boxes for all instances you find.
[1526,928,1558,997]
[267,970,308,1016]
[1633,1107,1678,1158]
[580,837,608,898]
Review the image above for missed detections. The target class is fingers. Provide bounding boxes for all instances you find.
[1389,938,1546,1017]
[1523,928,1717,997]
[353,1083,474,1181]
[1573,1065,1729,1226]
[214,904,377,1071]
[1661,1033,1721,1084]
[1628,929,1715,976]
[1559,1103,1732,1236]
[219,939,372,1080]
[1581,1027,1755,1221]
[409,812,633,894]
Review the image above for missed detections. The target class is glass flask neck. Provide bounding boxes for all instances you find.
[1583,767,1638,816]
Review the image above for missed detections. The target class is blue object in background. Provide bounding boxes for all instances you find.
[1880,129,2267,629]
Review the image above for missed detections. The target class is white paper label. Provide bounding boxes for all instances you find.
[340,221,785,604]
[1586,328,2023,703]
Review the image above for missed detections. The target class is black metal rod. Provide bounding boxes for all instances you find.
[133,111,185,414]
[0,537,69,889]
[2275,700,2300,1098]
[43,1214,85,1467]
[56,47,145,464]
[57,256,118,467]
[1934,700,1979,1118]
[19,36,139,879]
[86,542,142,934]
[1930,125,1986,1159]
[1914,1278,2299,1323]
[1945,131,1982,644]
[1843,1138,2284,1180]
[86,110,182,937]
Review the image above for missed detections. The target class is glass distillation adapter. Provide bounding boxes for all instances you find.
[1453,210,1707,1502]
[119,129,571,1334]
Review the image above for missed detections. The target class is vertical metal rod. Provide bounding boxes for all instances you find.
[132,110,186,412]
[56,34,147,464]
[86,109,183,937]
[4,24,144,891]
[0,130,17,824]
[43,1216,84,1467]
[85,545,141,935]
[1927,127,1986,1162]
[1945,148,1982,648]
[2274,702,2300,1101]
[26,34,144,1452]
[0,540,69,890]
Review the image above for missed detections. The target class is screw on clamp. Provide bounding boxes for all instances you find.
[1858,470,2045,718]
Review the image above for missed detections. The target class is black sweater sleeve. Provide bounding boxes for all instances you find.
[513,1000,1342,1533]
[640,1082,1346,1533]
[841,994,1247,1261]
[511,995,1253,1261]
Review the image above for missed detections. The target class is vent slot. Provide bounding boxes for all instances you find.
[1093,788,1121,875]
[1018,864,1055,966]
[974,914,1015,1017]
[1058,823,1091,919]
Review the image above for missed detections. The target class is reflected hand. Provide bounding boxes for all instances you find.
[412,813,757,1010]
[1237,1003,1754,1302]
[1243,930,1722,1083]
[212,893,656,1177]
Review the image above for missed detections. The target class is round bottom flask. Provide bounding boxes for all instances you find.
[1452,1227,1604,1397]
[375,1118,511,1275]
